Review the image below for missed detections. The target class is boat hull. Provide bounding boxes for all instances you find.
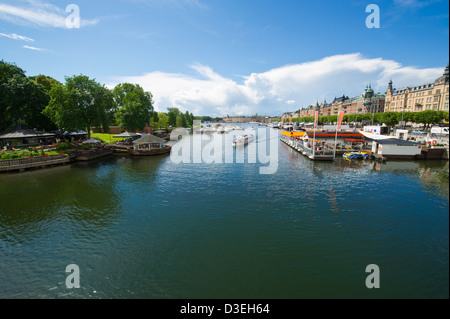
[128,146,172,156]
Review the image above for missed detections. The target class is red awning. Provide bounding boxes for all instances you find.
[345,139,365,142]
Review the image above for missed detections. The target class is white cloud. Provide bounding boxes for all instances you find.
[109,53,445,116]
[23,45,45,51]
[0,0,99,29]
[394,0,437,8]
[0,32,34,42]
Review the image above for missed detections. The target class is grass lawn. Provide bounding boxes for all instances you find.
[90,133,128,144]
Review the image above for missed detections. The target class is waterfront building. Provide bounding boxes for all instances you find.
[296,85,385,119]
[384,64,449,113]
[132,134,167,151]
[0,124,56,148]
[355,85,385,115]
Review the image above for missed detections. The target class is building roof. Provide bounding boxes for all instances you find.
[0,124,56,140]
[133,134,166,144]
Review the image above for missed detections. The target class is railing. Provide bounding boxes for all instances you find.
[0,154,67,169]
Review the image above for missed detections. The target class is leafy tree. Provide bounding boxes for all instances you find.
[414,110,444,129]
[149,111,160,129]
[157,112,169,129]
[113,83,154,131]
[29,75,62,92]
[176,113,187,127]
[167,107,181,127]
[379,112,399,126]
[0,61,56,132]
[44,75,114,138]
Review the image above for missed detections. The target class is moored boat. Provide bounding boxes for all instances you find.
[343,151,371,160]
[232,134,254,147]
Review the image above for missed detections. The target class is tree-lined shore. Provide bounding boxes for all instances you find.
[0,60,195,138]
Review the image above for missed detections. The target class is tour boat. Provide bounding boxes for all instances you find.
[232,134,254,147]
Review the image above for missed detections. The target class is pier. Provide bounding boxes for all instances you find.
[281,135,334,161]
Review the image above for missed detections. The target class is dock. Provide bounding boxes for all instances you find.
[281,137,334,161]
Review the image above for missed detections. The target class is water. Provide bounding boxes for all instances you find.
[0,127,448,299]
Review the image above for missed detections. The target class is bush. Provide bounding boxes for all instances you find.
[56,141,71,152]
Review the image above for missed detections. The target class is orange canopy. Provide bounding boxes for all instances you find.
[281,131,306,137]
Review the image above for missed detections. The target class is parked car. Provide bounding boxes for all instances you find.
[412,130,428,135]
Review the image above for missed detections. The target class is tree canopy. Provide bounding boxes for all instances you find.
[0,60,56,132]
[44,75,114,138]
[113,83,154,131]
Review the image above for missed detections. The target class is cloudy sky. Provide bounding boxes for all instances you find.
[0,0,448,116]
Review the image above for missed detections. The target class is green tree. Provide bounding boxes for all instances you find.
[149,111,160,129]
[176,113,187,127]
[185,111,192,127]
[29,75,62,92]
[167,107,180,127]
[414,110,443,129]
[0,61,55,132]
[157,112,169,129]
[44,75,114,138]
[113,83,154,131]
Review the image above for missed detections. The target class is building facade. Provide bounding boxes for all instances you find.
[384,64,449,113]
[296,85,385,118]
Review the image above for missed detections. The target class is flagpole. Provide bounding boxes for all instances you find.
[313,111,317,158]
[333,125,338,159]
[334,112,344,159]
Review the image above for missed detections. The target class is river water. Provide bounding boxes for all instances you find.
[0,126,448,298]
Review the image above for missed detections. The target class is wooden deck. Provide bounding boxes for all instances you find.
[0,154,70,173]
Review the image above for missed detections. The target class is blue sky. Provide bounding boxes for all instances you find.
[0,0,449,116]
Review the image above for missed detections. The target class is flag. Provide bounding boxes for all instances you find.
[289,115,292,126]
[314,111,319,129]
[281,115,285,126]
[337,111,345,130]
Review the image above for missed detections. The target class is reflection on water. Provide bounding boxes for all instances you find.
[0,127,448,299]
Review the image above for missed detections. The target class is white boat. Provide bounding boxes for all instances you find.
[232,134,254,147]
